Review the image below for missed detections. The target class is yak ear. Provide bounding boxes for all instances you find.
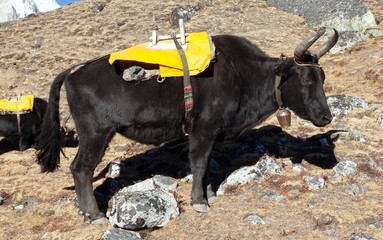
[274,54,288,76]
[273,64,282,76]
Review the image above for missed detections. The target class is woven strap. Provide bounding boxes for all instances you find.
[172,36,193,116]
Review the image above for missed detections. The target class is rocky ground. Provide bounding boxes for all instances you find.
[0,0,383,239]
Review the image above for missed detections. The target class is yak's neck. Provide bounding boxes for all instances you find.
[236,56,281,129]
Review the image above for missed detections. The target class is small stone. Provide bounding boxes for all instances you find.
[334,161,358,177]
[91,3,106,12]
[13,204,24,212]
[108,161,121,178]
[349,183,368,195]
[292,164,307,172]
[368,159,383,174]
[304,176,325,190]
[261,188,284,201]
[244,215,266,225]
[369,220,383,229]
[102,228,142,240]
[377,111,383,129]
[349,131,366,142]
[349,232,375,240]
[315,214,337,230]
[170,5,200,27]
[335,124,348,131]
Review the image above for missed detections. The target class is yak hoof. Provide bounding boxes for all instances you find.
[91,217,109,225]
[192,203,210,213]
[208,196,219,204]
[81,211,107,224]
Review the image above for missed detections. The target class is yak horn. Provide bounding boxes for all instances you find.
[294,27,326,62]
[314,28,339,59]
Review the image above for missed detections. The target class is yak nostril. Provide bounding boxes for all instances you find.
[323,114,333,124]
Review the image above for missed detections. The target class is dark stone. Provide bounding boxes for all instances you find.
[91,3,106,12]
[315,214,337,231]
[170,5,200,27]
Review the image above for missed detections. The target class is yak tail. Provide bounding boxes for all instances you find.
[37,68,71,172]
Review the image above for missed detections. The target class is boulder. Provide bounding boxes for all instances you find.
[217,155,282,195]
[107,175,179,230]
[327,95,368,121]
[107,189,179,230]
[266,0,381,52]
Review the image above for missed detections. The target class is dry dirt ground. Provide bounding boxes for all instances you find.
[0,0,383,239]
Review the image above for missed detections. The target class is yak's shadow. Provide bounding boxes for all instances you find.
[0,128,78,154]
[93,125,342,211]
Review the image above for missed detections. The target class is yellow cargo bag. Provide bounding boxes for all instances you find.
[0,95,34,114]
[108,32,215,77]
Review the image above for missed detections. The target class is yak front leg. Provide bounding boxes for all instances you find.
[188,134,215,213]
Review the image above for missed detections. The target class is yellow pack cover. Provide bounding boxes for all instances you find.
[0,95,34,113]
[108,32,215,77]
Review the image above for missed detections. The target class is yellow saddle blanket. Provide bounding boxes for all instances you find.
[108,32,215,77]
[0,95,34,114]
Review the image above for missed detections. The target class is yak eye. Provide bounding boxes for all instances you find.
[300,67,325,85]
[302,77,313,85]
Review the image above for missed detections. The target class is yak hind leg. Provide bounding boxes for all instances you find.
[207,182,219,204]
[188,134,216,213]
[70,128,114,224]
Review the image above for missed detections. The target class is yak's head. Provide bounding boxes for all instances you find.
[275,27,338,127]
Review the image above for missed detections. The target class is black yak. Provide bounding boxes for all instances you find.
[37,28,338,223]
[0,97,47,151]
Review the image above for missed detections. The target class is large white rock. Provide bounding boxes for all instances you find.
[107,189,179,230]
[217,155,282,195]
[0,0,60,23]
[265,0,381,52]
